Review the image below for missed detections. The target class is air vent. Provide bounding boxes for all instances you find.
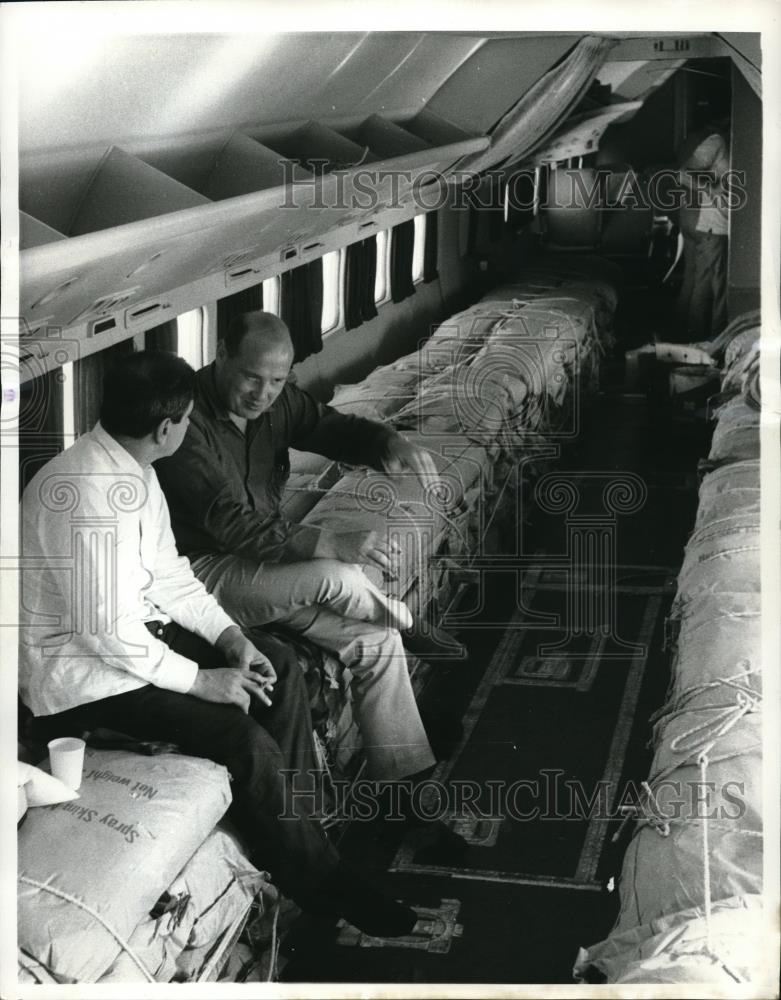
[225,265,260,287]
[358,220,378,231]
[20,347,49,366]
[91,317,117,336]
[69,288,140,326]
[128,302,162,321]
[125,299,173,329]
[303,241,324,253]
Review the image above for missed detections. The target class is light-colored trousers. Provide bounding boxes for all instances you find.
[191,554,435,781]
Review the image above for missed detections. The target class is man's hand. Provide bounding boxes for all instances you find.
[242,629,300,678]
[380,434,441,488]
[215,625,277,687]
[189,667,273,713]
[330,529,401,575]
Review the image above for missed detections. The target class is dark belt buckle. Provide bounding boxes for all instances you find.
[145,620,165,639]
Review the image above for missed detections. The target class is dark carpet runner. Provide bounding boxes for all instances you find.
[280,389,712,984]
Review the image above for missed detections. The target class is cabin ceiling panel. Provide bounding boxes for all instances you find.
[523,101,643,165]
[19,32,485,156]
[716,32,760,69]
[424,35,582,134]
[596,60,683,100]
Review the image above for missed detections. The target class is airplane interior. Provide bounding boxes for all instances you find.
[7,20,776,992]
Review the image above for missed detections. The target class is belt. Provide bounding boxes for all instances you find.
[144,619,168,639]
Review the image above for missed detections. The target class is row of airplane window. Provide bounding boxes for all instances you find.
[55,216,429,445]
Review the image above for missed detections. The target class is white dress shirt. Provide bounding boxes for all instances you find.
[20,422,236,716]
[686,132,730,236]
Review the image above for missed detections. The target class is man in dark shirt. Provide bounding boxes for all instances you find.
[155,311,439,783]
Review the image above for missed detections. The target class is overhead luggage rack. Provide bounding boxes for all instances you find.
[19,119,488,374]
[340,114,433,159]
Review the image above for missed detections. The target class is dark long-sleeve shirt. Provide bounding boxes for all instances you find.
[155,363,396,563]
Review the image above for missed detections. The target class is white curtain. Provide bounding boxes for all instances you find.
[451,35,618,177]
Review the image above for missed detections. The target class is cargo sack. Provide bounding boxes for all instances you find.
[330,369,422,421]
[18,748,231,983]
[708,398,759,464]
[99,829,268,982]
[576,893,766,985]
[694,461,760,529]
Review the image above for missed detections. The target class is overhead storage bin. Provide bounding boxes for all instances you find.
[19,212,67,251]
[342,114,432,159]
[201,132,307,200]
[402,108,479,149]
[256,120,374,174]
[68,146,211,237]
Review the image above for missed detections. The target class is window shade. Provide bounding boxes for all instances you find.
[390,220,416,304]
[280,260,324,363]
[75,339,135,436]
[423,210,439,283]
[144,320,178,352]
[216,283,263,342]
[344,238,379,330]
[18,369,64,496]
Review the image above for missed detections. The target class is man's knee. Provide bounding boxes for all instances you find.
[308,559,368,604]
[227,714,285,775]
[344,625,407,671]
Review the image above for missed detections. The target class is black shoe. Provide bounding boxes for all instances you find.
[390,784,470,861]
[309,863,417,938]
[402,621,468,662]
[418,704,464,761]
[414,821,470,866]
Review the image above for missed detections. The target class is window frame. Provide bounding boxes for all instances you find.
[176,306,207,370]
[262,276,281,316]
[374,228,391,306]
[321,248,345,338]
[412,213,427,284]
[61,361,76,449]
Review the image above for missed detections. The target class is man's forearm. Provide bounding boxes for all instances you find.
[215,624,245,653]
[296,408,396,469]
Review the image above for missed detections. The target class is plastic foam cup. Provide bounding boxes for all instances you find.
[47,737,86,790]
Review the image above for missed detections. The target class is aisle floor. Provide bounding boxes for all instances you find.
[281,366,713,985]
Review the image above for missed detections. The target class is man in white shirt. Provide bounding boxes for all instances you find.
[675,118,731,341]
[19,350,417,937]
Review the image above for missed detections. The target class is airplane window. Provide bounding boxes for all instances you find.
[177,307,206,370]
[412,214,427,283]
[374,230,390,305]
[321,250,343,335]
[61,361,76,448]
[262,276,280,316]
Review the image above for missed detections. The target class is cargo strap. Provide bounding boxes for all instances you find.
[18,874,156,982]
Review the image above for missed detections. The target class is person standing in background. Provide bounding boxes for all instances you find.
[674,106,731,342]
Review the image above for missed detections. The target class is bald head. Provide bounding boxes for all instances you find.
[223,310,294,361]
[215,311,295,420]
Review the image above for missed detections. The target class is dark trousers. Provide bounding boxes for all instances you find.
[31,623,338,902]
[678,231,728,342]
